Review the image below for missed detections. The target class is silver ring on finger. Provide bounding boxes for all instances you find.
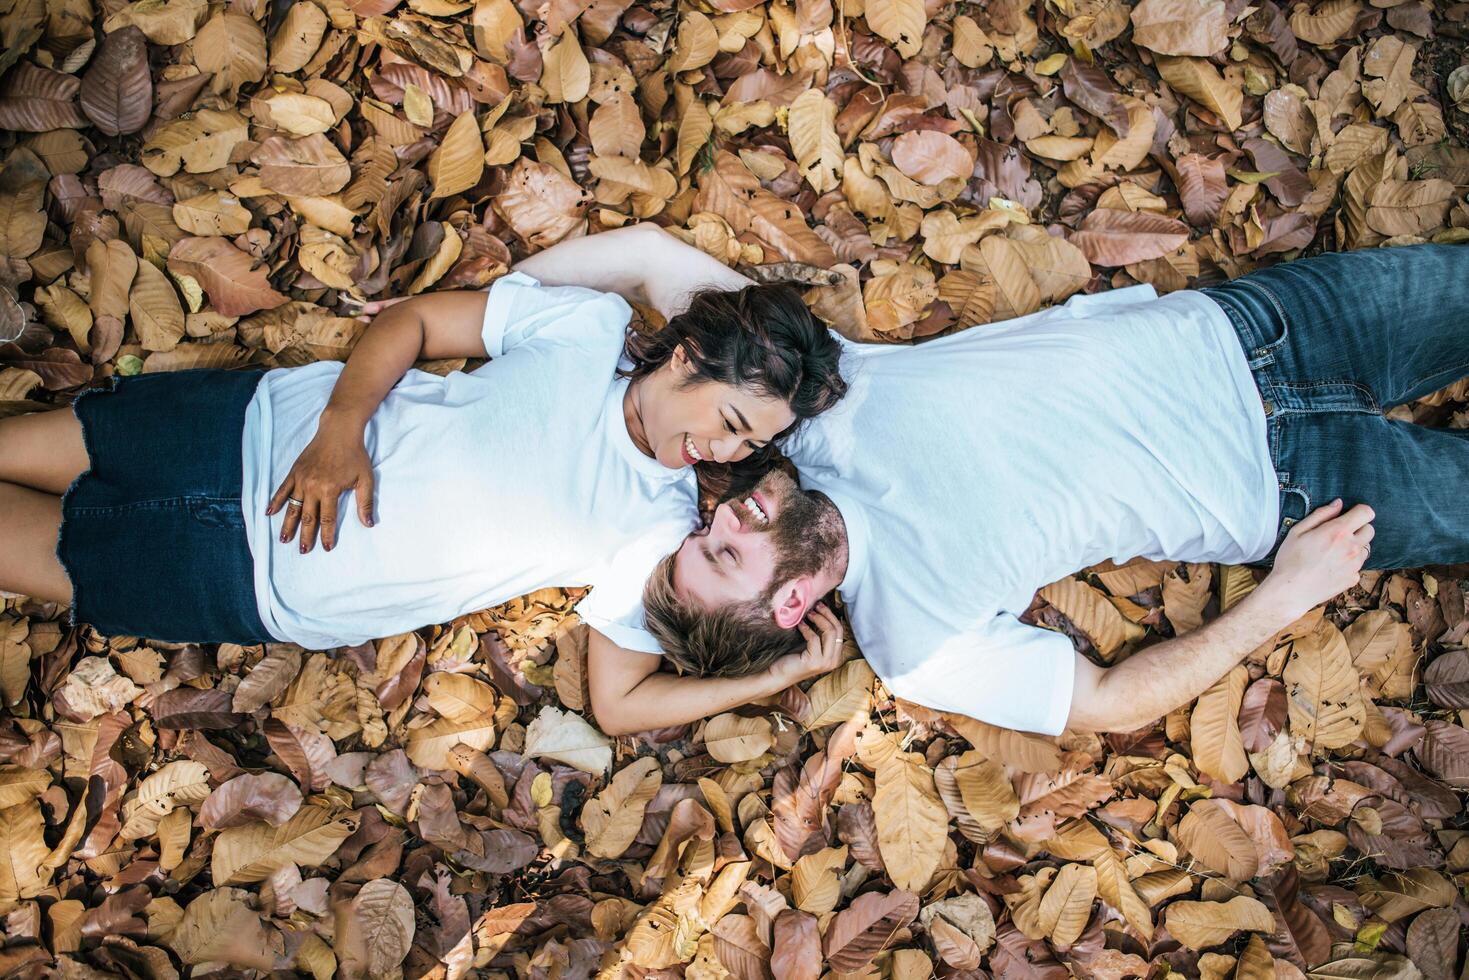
[287,497,304,508]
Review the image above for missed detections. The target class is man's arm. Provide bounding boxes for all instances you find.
[513,224,754,321]
[1066,499,1374,732]
[586,611,846,736]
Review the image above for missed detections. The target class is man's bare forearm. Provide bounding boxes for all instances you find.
[1068,587,1298,732]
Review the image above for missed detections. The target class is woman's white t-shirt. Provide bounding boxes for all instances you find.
[239,272,698,651]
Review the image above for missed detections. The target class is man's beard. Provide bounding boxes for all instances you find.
[737,470,845,604]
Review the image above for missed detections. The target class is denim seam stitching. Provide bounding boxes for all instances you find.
[66,494,242,517]
[1232,279,1291,356]
[1396,359,1469,406]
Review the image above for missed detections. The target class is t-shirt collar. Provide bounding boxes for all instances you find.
[606,375,686,482]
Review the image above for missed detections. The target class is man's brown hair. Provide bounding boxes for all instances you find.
[642,553,800,677]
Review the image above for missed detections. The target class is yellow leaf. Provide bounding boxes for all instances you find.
[872,753,947,891]
[129,256,186,352]
[951,15,992,67]
[865,0,925,58]
[675,100,712,176]
[666,11,719,73]
[581,757,662,858]
[703,713,775,763]
[787,89,844,194]
[1190,665,1249,784]
[1164,896,1276,948]
[1040,576,1145,659]
[1156,55,1243,131]
[1035,53,1068,75]
[1038,862,1097,946]
[542,30,590,104]
[211,807,359,885]
[404,709,494,770]
[428,111,485,199]
[1283,621,1366,752]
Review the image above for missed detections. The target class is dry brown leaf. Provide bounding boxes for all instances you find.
[1130,0,1229,56]
[1157,55,1244,131]
[1068,208,1190,266]
[1164,895,1276,949]
[581,755,661,858]
[1284,621,1366,752]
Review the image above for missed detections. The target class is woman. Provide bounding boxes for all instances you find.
[0,224,847,654]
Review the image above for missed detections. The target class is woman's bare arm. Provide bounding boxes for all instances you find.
[586,610,845,735]
[270,290,492,552]
[514,224,754,320]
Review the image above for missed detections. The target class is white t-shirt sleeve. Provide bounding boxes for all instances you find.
[575,585,661,653]
[572,539,676,655]
[878,615,1076,736]
[479,271,632,357]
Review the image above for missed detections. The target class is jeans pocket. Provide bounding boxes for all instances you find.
[1238,279,1291,358]
[1274,483,1310,549]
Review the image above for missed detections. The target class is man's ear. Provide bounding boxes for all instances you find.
[771,577,817,630]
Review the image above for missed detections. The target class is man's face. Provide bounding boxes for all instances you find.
[673,468,842,613]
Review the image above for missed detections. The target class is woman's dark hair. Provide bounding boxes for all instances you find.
[622,283,848,426]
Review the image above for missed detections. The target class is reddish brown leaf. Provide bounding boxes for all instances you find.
[79,26,153,136]
[1239,677,1288,751]
[166,237,289,317]
[1175,153,1228,227]
[822,889,919,973]
[200,773,303,829]
[1068,209,1191,266]
[770,909,822,980]
[0,64,88,132]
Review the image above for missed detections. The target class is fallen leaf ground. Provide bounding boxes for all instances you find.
[1,0,1467,977]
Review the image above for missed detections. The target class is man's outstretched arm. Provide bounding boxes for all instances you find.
[586,610,845,736]
[1066,499,1375,733]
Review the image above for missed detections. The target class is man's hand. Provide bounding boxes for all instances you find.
[1068,499,1375,733]
[1255,499,1375,622]
[766,602,845,689]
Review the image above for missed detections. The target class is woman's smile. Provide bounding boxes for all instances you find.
[681,434,705,465]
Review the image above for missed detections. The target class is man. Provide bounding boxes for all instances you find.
[587,243,1469,737]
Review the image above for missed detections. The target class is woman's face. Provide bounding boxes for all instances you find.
[642,346,797,469]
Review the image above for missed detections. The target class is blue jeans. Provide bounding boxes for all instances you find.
[1201,243,1469,569]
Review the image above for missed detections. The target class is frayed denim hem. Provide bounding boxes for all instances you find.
[56,375,119,631]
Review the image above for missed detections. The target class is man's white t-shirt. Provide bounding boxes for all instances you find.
[239,272,698,651]
[785,285,1278,736]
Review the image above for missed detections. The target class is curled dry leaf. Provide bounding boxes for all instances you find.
[200,773,304,830]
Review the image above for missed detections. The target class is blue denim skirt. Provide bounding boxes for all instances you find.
[59,369,276,644]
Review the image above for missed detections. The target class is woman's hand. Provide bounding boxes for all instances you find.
[267,419,376,554]
[766,602,846,690]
